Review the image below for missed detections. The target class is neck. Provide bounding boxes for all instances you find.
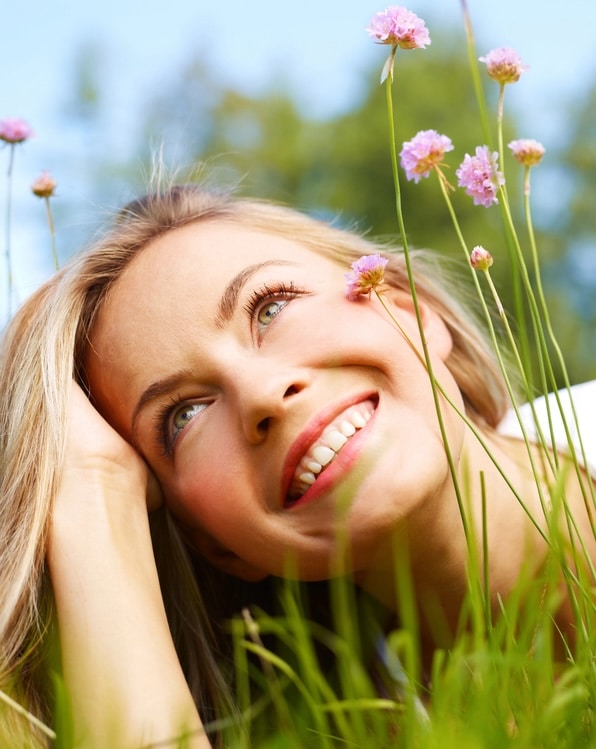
[356,426,552,639]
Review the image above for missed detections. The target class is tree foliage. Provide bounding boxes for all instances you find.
[104,35,596,381]
[142,36,509,255]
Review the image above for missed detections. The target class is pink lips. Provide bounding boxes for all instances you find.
[281,394,378,510]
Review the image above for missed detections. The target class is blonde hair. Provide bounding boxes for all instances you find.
[0,183,507,744]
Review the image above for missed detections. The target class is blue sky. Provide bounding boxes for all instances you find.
[4,0,596,135]
[2,0,596,307]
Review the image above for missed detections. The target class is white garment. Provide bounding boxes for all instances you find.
[498,380,596,478]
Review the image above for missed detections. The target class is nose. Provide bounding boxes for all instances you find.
[231,360,309,444]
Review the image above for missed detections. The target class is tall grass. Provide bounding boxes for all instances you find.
[208,546,595,748]
[4,531,594,747]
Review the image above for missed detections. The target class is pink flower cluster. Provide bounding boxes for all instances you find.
[400,130,453,183]
[508,138,545,167]
[456,146,505,208]
[0,117,33,144]
[366,5,430,50]
[479,47,528,85]
[345,253,388,300]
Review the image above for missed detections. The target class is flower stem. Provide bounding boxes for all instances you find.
[0,687,56,740]
[460,0,492,147]
[44,196,59,270]
[522,168,596,530]
[435,172,554,513]
[497,84,505,168]
[385,72,471,686]
[376,290,551,545]
[4,144,15,318]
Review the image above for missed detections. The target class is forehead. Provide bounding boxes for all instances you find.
[101,219,336,321]
[116,218,330,295]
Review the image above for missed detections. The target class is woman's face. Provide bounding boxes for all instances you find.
[86,219,462,581]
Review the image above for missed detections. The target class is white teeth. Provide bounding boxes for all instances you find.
[350,411,367,429]
[286,399,377,504]
[306,459,323,474]
[326,430,348,452]
[339,420,357,437]
[312,445,336,467]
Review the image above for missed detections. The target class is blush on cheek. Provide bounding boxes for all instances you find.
[167,472,232,532]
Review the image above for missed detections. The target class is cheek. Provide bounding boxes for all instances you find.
[164,454,234,532]
[275,296,404,367]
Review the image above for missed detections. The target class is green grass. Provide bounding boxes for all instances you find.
[203,561,596,749]
[3,512,594,748]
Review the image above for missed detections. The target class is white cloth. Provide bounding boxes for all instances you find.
[498,380,596,478]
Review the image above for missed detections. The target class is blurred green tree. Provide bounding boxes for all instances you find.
[123,36,596,381]
[141,39,517,282]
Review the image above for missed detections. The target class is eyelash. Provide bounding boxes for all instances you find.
[154,397,186,458]
[244,281,306,338]
[155,397,210,458]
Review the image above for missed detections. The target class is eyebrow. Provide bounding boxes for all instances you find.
[214,259,297,327]
[132,259,298,433]
[132,368,195,438]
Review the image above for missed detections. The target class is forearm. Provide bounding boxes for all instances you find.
[48,475,211,748]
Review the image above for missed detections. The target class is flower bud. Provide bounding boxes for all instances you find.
[508,139,545,167]
[31,171,57,198]
[470,246,494,271]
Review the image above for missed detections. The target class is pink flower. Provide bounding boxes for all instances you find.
[470,246,494,271]
[456,146,505,207]
[508,138,545,167]
[0,117,33,144]
[400,129,453,183]
[345,254,389,300]
[31,171,57,198]
[479,48,528,85]
[366,6,430,49]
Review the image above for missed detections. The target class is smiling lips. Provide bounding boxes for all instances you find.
[285,400,376,506]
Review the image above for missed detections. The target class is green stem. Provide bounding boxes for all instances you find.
[385,71,472,687]
[379,294,596,611]
[436,173,554,514]
[483,265,596,591]
[494,185,562,440]
[460,0,492,147]
[480,473,492,636]
[499,192,590,468]
[494,78,532,383]
[376,290,550,545]
[385,82,470,536]
[522,168,596,531]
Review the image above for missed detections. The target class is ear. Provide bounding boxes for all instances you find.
[383,288,453,362]
[189,532,269,582]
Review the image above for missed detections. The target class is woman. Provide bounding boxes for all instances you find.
[1,183,594,747]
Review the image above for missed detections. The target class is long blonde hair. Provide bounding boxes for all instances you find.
[0,183,508,744]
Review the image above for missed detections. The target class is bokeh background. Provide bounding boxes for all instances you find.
[2,0,596,380]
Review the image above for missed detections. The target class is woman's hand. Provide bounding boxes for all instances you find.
[48,382,209,748]
[55,380,162,517]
